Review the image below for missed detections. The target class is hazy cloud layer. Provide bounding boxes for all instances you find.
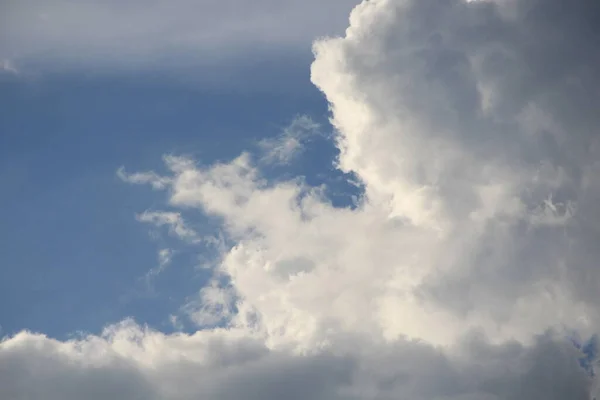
[3,0,600,398]
[0,0,359,70]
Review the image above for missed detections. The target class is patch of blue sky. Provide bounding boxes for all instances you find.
[0,51,361,339]
[569,333,600,378]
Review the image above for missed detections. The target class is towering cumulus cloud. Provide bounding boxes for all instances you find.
[3,0,600,398]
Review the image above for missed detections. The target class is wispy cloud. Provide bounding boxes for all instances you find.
[117,167,171,190]
[183,281,236,328]
[0,60,19,75]
[168,314,184,331]
[136,211,200,243]
[157,248,173,269]
[258,115,321,165]
[140,248,175,292]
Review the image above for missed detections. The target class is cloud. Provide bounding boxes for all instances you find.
[136,211,200,243]
[0,0,359,71]
[117,167,172,190]
[6,0,600,398]
[183,280,237,328]
[0,323,594,400]
[157,248,173,269]
[143,248,174,283]
[310,0,600,336]
[0,59,19,75]
[258,115,321,165]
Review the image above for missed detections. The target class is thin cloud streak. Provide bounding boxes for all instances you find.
[0,0,359,71]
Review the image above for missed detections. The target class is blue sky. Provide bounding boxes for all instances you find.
[0,43,347,339]
[1,1,600,399]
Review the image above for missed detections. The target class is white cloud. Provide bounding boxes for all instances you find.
[0,59,19,75]
[117,167,172,190]
[258,115,321,165]
[136,211,200,243]
[144,248,174,282]
[5,0,600,398]
[183,280,237,328]
[157,248,173,268]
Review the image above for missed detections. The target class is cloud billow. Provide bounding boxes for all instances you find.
[3,0,600,398]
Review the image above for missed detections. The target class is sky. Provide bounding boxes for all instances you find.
[1,0,600,399]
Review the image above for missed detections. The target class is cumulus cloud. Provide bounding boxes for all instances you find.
[0,324,594,400]
[4,0,600,398]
